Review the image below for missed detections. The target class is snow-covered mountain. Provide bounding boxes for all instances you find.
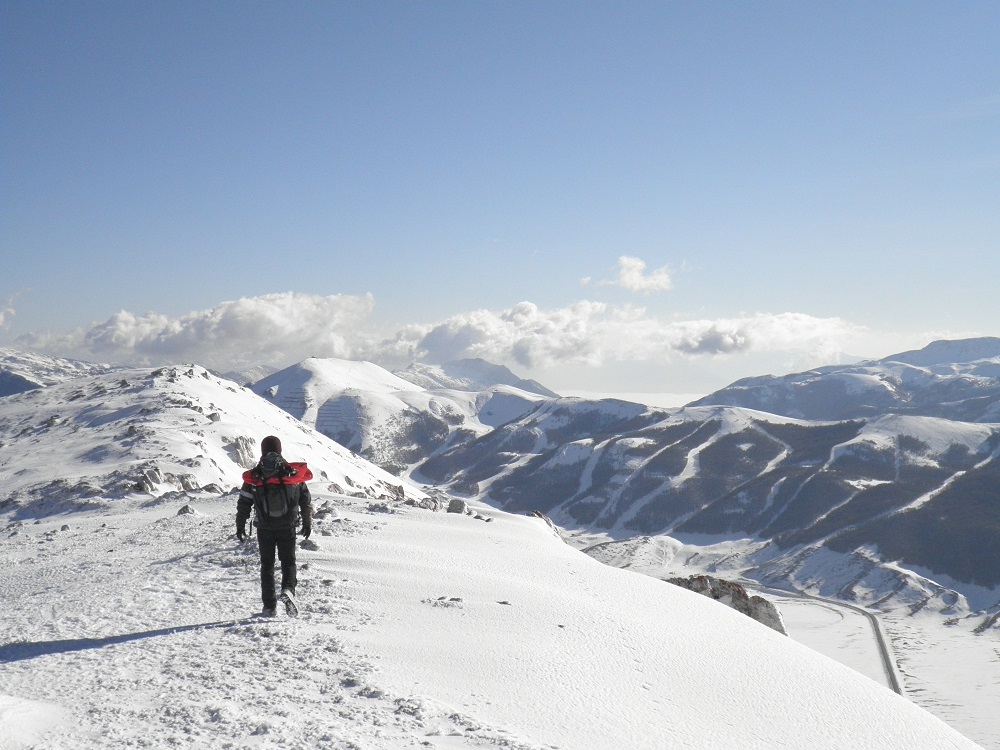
[222,363,278,386]
[0,347,117,397]
[3,345,998,747]
[230,351,1000,613]
[394,358,560,397]
[0,363,422,521]
[418,395,1000,601]
[0,454,982,747]
[888,337,1000,367]
[250,357,547,475]
[691,337,1000,422]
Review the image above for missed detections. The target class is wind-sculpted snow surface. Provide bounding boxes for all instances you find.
[0,493,983,749]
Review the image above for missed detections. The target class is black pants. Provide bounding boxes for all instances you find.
[257,526,297,608]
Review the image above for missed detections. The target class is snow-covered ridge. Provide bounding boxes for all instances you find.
[393,357,559,397]
[0,364,422,520]
[0,347,117,397]
[883,336,1000,368]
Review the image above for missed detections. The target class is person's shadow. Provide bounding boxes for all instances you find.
[0,619,260,663]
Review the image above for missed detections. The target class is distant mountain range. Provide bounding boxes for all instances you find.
[0,347,116,397]
[233,341,1000,605]
[3,340,999,615]
[410,340,1000,607]
[691,337,1000,422]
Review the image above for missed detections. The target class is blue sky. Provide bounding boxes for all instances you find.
[3,1,999,392]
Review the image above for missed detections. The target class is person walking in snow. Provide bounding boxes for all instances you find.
[237,435,313,616]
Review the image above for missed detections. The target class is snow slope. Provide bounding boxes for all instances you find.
[577,531,1000,749]
[0,358,982,749]
[0,348,115,397]
[0,493,982,749]
[0,364,422,521]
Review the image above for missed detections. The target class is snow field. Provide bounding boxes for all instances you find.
[776,598,888,685]
[0,491,984,749]
[1,500,482,749]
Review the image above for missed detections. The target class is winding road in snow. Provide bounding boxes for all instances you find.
[746,582,903,695]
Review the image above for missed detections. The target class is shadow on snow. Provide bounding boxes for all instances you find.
[0,618,264,663]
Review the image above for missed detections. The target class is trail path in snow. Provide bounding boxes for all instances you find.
[0,494,532,750]
[1,490,985,750]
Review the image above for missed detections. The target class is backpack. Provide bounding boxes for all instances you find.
[255,482,292,519]
[241,454,313,529]
[252,452,296,520]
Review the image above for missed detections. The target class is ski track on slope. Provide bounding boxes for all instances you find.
[0,497,539,750]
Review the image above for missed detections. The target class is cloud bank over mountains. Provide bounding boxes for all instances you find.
[16,293,376,369]
[13,291,868,383]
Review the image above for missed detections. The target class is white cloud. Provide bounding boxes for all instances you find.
[0,292,21,330]
[662,313,861,361]
[361,303,862,374]
[13,292,869,388]
[358,301,609,370]
[16,293,377,371]
[598,256,673,293]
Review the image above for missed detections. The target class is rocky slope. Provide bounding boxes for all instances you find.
[0,364,422,521]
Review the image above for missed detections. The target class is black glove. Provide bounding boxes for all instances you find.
[301,523,311,540]
[237,520,246,542]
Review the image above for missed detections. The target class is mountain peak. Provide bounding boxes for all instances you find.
[394,358,559,397]
[880,337,1000,367]
[0,363,421,520]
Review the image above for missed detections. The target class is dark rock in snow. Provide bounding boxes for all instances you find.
[667,575,786,635]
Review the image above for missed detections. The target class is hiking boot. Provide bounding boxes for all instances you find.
[280,589,298,617]
[261,606,277,617]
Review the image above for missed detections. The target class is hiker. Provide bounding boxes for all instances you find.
[236,435,313,616]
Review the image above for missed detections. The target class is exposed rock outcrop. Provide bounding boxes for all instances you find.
[667,575,786,635]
